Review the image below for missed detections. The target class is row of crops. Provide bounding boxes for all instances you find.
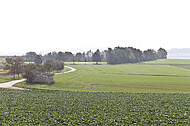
[0,89,190,125]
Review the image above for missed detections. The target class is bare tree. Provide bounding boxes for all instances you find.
[3,57,24,79]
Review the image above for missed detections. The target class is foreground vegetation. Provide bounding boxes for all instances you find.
[0,89,189,125]
[16,59,190,93]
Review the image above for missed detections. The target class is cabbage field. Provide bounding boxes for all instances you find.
[0,89,190,125]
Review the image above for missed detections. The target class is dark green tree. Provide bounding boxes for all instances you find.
[107,48,115,64]
[25,52,37,62]
[43,60,54,73]
[53,61,64,72]
[76,53,83,62]
[143,49,158,61]
[22,63,38,82]
[86,50,93,62]
[157,48,167,59]
[56,52,64,61]
[92,49,101,64]
[34,55,43,64]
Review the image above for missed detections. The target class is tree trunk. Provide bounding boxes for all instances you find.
[13,73,15,80]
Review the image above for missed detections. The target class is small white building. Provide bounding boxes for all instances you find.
[32,72,55,83]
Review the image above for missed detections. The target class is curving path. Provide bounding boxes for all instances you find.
[0,79,27,90]
[0,66,76,90]
[55,66,76,75]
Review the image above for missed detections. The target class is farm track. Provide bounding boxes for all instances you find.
[0,66,76,90]
[0,79,27,90]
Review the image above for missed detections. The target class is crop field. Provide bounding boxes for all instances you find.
[16,59,190,93]
[0,89,190,125]
[2,59,190,125]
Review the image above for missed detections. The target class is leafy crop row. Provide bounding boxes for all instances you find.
[0,89,190,125]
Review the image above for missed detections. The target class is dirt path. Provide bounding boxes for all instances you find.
[0,79,27,90]
[55,66,77,75]
[0,66,76,90]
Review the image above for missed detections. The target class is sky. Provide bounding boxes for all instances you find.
[0,0,190,55]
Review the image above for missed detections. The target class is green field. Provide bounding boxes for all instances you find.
[0,89,189,125]
[15,59,190,93]
[64,62,107,65]
[143,59,190,65]
[2,59,190,125]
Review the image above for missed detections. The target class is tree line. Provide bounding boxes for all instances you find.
[24,50,106,64]
[107,47,167,64]
[4,57,64,81]
[24,47,167,65]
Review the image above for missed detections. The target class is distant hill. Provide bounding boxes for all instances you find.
[168,48,190,59]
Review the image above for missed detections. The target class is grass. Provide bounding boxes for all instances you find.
[0,75,23,83]
[15,59,190,93]
[142,59,190,65]
[0,68,23,83]
[64,62,107,65]
[0,89,190,125]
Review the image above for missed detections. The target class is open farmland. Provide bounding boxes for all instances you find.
[16,59,190,93]
[0,89,190,125]
[2,59,190,125]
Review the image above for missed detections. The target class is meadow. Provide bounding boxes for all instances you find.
[0,89,189,125]
[16,59,190,93]
[64,62,107,65]
[142,59,190,65]
[2,59,190,125]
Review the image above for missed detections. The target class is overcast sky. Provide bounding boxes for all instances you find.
[0,0,190,55]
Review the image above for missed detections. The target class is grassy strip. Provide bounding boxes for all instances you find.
[0,75,23,83]
[64,62,107,65]
[143,59,190,65]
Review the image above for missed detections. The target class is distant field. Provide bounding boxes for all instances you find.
[143,59,190,72]
[16,59,190,93]
[143,59,190,65]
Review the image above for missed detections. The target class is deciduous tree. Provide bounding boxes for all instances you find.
[92,49,101,64]
[34,55,43,64]
[3,57,24,79]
